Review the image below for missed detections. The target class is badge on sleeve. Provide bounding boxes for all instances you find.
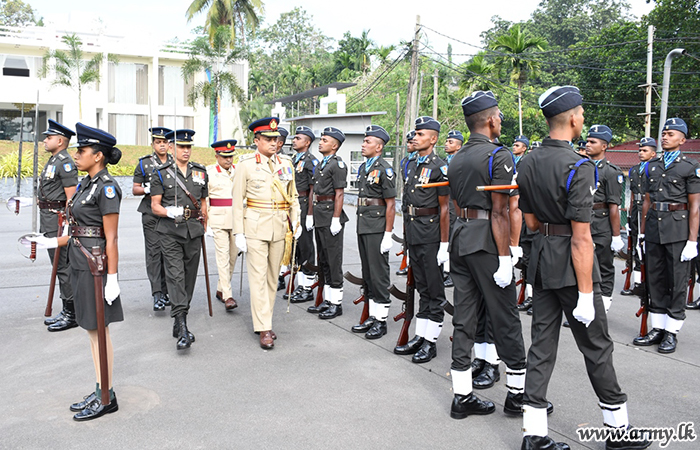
[385,167,394,179]
[338,161,345,169]
[104,186,116,199]
[63,163,73,172]
[617,174,623,184]
[696,168,700,178]
[440,166,448,176]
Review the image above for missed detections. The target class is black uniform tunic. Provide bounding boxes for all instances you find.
[356,157,396,305]
[403,151,448,323]
[66,169,123,330]
[150,161,209,317]
[312,154,348,288]
[293,150,319,275]
[447,133,525,372]
[39,149,78,302]
[643,153,700,321]
[133,153,173,296]
[628,161,646,268]
[590,158,623,298]
[518,137,626,409]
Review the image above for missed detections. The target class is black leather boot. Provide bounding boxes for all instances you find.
[307,300,330,314]
[44,300,69,325]
[658,331,677,353]
[450,393,495,419]
[686,298,700,310]
[605,425,652,450]
[521,435,570,450]
[319,304,342,319]
[290,288,314,303]
[518,297,533,311]
[632,328,664,346]
[277,275,286,291]
[352,316,375,333]
[73,394,119,421]
[471,358,486,378]
[394,335,424,355]
[162,293,171,306]
[473,362,500,389]
[172,315,195,342]
[412,340,436,363]
[153,292,165,311]
[365,320,387,339]
[285,285,303,301]
[503,393,554,416]
[175,313,191,350]
[443,272,454,287]
[620,283,643,297]
[48,301,78,332]
[396,267,408,276]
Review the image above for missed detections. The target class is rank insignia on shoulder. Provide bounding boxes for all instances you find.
[386,167,394,178]
[338,161,345,169]
[617,174,623,184]
[58,153,66,160]
[63,163,73,172]
[104,186,116,199]
[440,166,448,176]
[102,175,111,181]
[696,168,700,178]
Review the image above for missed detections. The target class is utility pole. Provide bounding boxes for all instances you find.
[637,25,656,137]
[395,92,401,148]
[398,15,421,197]
[432,68,438,119]
[417,72,424,117]
[657,48,686,147]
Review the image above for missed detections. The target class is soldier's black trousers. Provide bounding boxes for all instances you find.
[296,200,316,276]
[523,281,627,409]
[646,240,690,321]
[161,233,202,317]
[315,226,344,289]
[450,250,525,372]
[41,211,73,302]
[408,242,446,323]
[593,232,614,297]
[358,232,390,304]
[142,213,168,295]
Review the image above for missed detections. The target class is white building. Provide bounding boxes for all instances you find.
[0,22,247,147]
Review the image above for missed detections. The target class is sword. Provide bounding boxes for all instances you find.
[15,102,25,215]
[201,236,213,317]
[287,236,298,313]
[86,246,110,406]
[239,251,244,297]
[30,92,40,262]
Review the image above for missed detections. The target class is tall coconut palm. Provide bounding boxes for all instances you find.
[40,34,118,120]
[458,52,495,98]
[490,24,547,135]
[186,0,263,46]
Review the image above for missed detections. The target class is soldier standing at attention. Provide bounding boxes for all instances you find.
[233,118,300,349]
[518,86,648,450]
[206,139,239,312]
[585,125,624,313]
[133,127,172,312]
[38,120,78,332]
[289,126,319,304]
[442,129,463,287]
[350,125,396,339]
[306,127,349,319]
[513,135,535,313]
[393,116,449,364]
[635,118,700,353]
[150,129,209,351]
[396,130,417,277]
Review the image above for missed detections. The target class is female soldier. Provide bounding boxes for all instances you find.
[26,123,123,421]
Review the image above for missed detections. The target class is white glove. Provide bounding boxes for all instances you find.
[610,235,624,252]
[165,206,184,219]
[437,242,449,265]
[636,233,645,256]
[205,226,214,237]
[510,245,523,266]
[104,273,120,305]
[235,234,247,253]
[493,255,513,288]
[294,223,302,240]
[330,217,342,236]
[306,215,314,231]
[681,240,698,262]
[7,196,33,211]
[21,234,58,249]
[143,182,151,194]
[572,291,595,327]
[380,231,393,254]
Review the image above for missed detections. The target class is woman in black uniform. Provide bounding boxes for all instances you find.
[26,123,123,421]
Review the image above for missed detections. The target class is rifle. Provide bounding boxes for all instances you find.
[344,272,368,324]
[635,241,649,337]
[516,271,526,306]
[688,258,697,306]
[621,233,633,292]
[392,233,408,274]
[389,265,415,347]
[44,211,65,317]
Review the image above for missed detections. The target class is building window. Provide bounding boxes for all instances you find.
[158,65,192,107]
[108,113,148,145]
[158,115,194,130]
[108,62,148,104]
[1,55,40,77]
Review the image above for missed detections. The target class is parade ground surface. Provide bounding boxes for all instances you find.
[1,198,699,450]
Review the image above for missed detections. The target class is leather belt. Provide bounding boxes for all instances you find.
[634,194,643,201]
[592,202,608,210]
[538,223,572,236]
[38,200,66,210]
[314,195,335,202]
[457,207,490,220]
[246,199,290,210]
[209,198,232,207]
[357,198,386,207]
[651,202,687,211]
[70,226,105,238]
[407,205,438,216]
[182,207,202,220]
[298,190,309,198]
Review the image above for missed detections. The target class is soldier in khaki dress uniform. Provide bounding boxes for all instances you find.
[233,117,300,349]
[206,140,239,311]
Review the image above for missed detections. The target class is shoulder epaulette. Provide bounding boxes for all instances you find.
[158,161,174,170]
[139,154,153,161]
[279,154,292,161]
[190,161,206,170]
[239,153,256,161]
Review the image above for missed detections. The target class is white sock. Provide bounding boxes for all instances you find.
[602,296,612,313]
[633,271,641,284]
[329,287,343,305]
[425,320,443,343]
[526,283,533,299]
[600,402,629,428]
[451,369,472,396]
[376,303,390,322]
[522,405,548,437]
[484,343,500,365]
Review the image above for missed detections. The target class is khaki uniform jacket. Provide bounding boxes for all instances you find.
[233,152,300,241]
[206,163,235,230]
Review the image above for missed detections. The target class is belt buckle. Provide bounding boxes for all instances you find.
[544,223,550,235]
[184,208,191,220]
[409,205,415,215]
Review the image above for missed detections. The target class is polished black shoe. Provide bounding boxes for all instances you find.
[352,316,376,333]
[394,335,424,355]
[172,318,195,342]
[620,283,644,297]
[687,298,700,310]
[365,320,387,339]
[396,267,408,276]
[658,331,677,354]
[527,307,533,316]
[450,393,496,419]
[174,313,192,350]
[70,392,97,412]
[503,393,554,416]
[521,435,570,450]
[605,425,652,450]
[471,358,486,378]
[73,395,119,421]
[283,285,302,300]
[44,308,67,326]
[632,328,664,347]
[562,320,570,328]
[290,287,314,303]
[277,275,286,291]
[47,310,78,332]
[473,362,500,389]
[412,340,436,363]
[307,300,330,314]
[162,293,171,307]
[518,297,533,311]
[153,293,165,312]
[443,272,454,288]
[319,304,342,319]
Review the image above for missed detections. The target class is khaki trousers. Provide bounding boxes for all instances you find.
[246,237,285,331]
[212,228,239,299]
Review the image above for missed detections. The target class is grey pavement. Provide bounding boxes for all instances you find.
[0,198,698,450]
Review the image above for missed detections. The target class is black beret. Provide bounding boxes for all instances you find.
[365,125,390,144]
[461,90,498,117]
[415,116,440,132]
[538,85,583,118]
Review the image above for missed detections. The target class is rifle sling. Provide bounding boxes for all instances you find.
[167,167,202,212]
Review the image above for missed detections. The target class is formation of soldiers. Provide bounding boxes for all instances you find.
[26,84,698,449]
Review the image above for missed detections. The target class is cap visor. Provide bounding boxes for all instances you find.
[260,131,281,137]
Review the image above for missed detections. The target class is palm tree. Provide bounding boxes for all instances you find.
[373,45,396,66]
[186,0,263,46]
[458,52,495,98]
[40,34,118,120]
[182,26,245,143]
[490,24,547,135]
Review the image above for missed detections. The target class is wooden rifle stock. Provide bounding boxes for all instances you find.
[44,212,65,317]
[687,259,696,305]
[344,272,368,324]
[635,243,649,337]
[621,235,633,291]
[393,265,415,347]
[516,274,526,306]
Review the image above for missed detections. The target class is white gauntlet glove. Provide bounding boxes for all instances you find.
[610,235,624,252]
[572,291,595,327]
[165,206,184,219]
[205,226,214,237]
[330,217,342,236]
[294,223,303,240]
[493,255,513,288]
[437,242,449,266]
[143,182,151,194]
[235,234,247,253]
[636,233,645,256]
[681,240,698,262]
[510,245,523,266]
[21,234,58,249]
[380,232,393,254]
[305,215,314,231]
[104,273,120,305]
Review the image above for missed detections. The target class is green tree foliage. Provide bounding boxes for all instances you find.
[0,0,38,26]
[186,0,263,46]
